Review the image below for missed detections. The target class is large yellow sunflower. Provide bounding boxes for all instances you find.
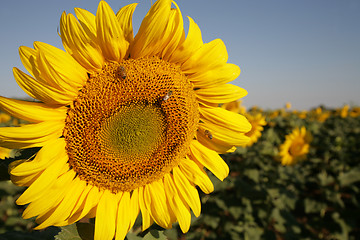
[278,126,312,166]
[0,0,251,239]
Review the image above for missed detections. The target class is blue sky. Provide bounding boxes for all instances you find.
[0,0,359,110]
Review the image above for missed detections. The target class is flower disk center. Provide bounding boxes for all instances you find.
[99,104,166,159]
[63,57,199,193]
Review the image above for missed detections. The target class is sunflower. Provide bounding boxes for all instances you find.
[278,126,312,166]
[311,107,330,123]
[0,0,250,239]
[338,104,350,118]
[221,101,266,147]
[350,106,360,117]
[0,112,11,124]
[243,113,266,147]
[285,102,291,110]
[221,100,246,115]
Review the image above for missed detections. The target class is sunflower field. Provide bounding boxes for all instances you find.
[1,103,359,240]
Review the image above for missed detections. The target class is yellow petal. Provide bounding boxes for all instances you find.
[0,120,64,149]
[60,12,104,71]
[169,16,203,64]
[161,2,185,60]
[144,179,171,228]
[34,41,88,92]
[0,96,67,123]
[63,183,93,225]
[85,206,97,219]
[128,189,140,231]
[163,173,191,233]
[115,192,131,240]
[189,140,229,181]
[13,67,75,105]
[179,157,214,194]
[181,39,228,74]
[138,186,153,231]
[94,190,118,240]
[173,166,201,217]
[116,3,138,44]
[131,0,172,58]
[74,186,103,221]
[11,138,66,177]
[196,128,236,154]
[11,170,41,187]
[198,121,250,147]
[196,84,247,104]
[21,169,76,219]
[75,8,97,39]
[189,63,240,88]
[115,190,140,240]
[18,46,44,83]
[96,1,128,61]
[200,107,252,133]
[15,151,68,205]
[35,177,86,229]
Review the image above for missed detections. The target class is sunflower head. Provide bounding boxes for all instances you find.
[350,107,360,117]
[221,100,246,115]
[0,112,11,124]
[338,104,350,118]
[244,112,267,147]
[285,102,292,110]
[0,0,251,239]
[278,126,312,166]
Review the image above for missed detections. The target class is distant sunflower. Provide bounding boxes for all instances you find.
[350,107,360,117]
[0,112,11,123]
[0,0,251,239]
[338,104,350,118]
[285,102,291,110]
[312,107,330,122]
[244,113,266,147]
[279,127,312,166]
[221,100,246,115]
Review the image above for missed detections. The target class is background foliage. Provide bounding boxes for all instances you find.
[1,105,360,240]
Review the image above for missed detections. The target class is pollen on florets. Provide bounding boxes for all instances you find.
[64,57,199,193]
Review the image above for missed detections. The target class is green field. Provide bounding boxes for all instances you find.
[1,105,360,240]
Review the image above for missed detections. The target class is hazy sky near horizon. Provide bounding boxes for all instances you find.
[0,0,359,110]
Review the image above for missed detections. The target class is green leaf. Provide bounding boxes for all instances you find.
[270,208,286,233]
[55,224,82,240]
[201,215,221,229]
[243,169,260,183]
[317,170,335,186]
[331,212,351,240]
[244,222,263,240]
[304,198,326,214]
[214,198,228,211]
[338,168,360,187]
[126,232,143,240]
[228,206,243,220]
[163,228,179,240]
[143,230,167,240]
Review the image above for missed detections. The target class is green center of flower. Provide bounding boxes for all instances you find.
[63,57,199,193]
[289,139,304,156]
[98,104,166,159]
